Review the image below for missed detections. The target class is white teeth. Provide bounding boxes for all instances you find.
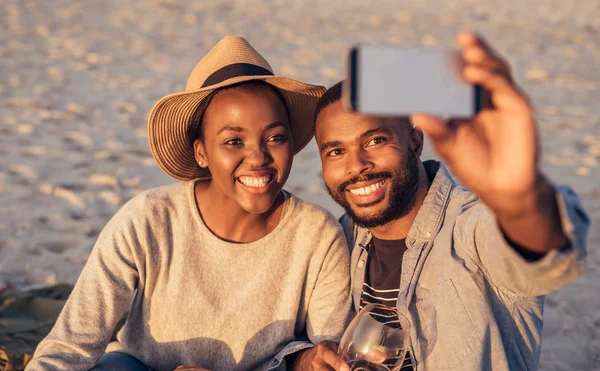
[349,180,384,196]
[238,175,272,188]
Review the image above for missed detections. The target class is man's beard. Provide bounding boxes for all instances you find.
[326,149,421,228]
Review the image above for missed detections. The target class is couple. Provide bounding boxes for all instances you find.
[27,34,588,371]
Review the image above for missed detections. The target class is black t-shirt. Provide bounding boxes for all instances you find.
[360,237,414,370]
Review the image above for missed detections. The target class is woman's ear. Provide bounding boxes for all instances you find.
[410,126,424,158]
[193,139,208,168]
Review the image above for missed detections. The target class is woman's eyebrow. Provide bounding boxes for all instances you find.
[264,121,289,131]
[217,126,245,135]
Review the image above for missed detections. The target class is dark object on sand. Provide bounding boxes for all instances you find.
[0,284,73,371]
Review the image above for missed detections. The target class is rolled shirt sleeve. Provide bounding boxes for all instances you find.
[457,185,589,297]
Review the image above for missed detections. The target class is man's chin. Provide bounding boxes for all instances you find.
[350,199,385,209]
[348,212,389,229]
[343,204,391,228]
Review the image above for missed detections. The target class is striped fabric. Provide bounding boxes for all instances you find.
[360,239,414,371]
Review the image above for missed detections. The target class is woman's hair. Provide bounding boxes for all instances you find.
[187,80,290,145]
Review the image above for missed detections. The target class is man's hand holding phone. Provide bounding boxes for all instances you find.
[409,32,538,216]
[401,32,567,254]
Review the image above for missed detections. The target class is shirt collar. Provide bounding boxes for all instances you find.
[355,160,456,249]
[406,160,454,246]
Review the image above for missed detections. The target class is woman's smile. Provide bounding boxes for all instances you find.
[236,171,276,194]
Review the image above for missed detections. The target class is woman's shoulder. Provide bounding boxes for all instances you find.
[112,181,193,222]
[283,191,342,231]
[281,192,348,257]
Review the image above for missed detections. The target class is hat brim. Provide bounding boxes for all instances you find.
[148,75,325,181]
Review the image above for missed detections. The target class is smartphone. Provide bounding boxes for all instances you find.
[345,46,485,118]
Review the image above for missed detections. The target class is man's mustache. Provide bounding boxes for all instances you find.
[337,171,393,194]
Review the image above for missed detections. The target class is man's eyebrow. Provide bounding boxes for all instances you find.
[217,126,245,135]
[319,127,393,153]
[319,140,343,153]
[359,127,393,140]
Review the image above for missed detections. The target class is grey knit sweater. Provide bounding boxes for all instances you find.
[26,181,352,371]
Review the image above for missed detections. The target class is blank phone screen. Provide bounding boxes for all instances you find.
[352,47,476,117]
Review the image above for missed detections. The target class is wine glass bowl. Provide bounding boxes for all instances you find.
[338,303,411,371]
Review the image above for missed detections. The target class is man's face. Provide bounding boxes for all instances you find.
[315,101,421,228]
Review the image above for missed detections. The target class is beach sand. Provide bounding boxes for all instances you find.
[0,0,598,369]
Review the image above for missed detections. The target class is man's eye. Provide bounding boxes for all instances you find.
[327,148,345,157]
[225,138,243,146]
[268,134,288,143]
[367,137,386,146]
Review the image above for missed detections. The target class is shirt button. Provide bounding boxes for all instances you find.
[425,232,431,238]
[358,260,365,268]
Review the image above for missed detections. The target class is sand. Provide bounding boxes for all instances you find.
[0,0,598,369]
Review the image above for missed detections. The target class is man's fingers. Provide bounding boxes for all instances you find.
[410,114,451,142]
[463,65,511,91]
[462,66,529,110]
[320,349,349,371]
[457,31,498,57]
[458,32,512,81]
[317,342,350,371]
[462,47,510,78]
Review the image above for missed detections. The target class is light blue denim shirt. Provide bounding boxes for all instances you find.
[339,161,589,370]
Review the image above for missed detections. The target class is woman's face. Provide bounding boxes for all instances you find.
[194,85,293,215]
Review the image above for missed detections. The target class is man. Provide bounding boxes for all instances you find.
[289,32,589,370]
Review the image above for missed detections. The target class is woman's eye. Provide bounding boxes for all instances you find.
[268,134,288,143]
[327,148,345,157]
[367,137,387,146]
[225,138,243,146]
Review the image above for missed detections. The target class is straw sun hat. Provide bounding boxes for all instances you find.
[148,36,326,180]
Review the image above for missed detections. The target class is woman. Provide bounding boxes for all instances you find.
[26,36,351,371]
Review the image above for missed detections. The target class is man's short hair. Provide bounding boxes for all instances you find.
[314,80,343,122]
[314,80,413,131]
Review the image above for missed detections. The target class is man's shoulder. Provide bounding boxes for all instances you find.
[338,213,365,252]
[447,182,480,211]
[338,213,355,235]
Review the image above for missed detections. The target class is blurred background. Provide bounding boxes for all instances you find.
[0,0,599,369]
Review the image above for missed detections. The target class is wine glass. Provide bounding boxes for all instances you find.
[337,303,411,371]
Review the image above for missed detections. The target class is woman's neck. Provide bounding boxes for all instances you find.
[194,181,284,243]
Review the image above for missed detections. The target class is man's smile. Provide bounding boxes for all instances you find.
[345,178,388,206]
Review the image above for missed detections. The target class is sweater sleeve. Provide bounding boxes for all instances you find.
[25,202,143,371]
[270,224,352,370]
[304,228,352,343]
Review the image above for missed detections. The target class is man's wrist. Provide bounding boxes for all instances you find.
[493,173,569,254]
[488,173,553,220]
